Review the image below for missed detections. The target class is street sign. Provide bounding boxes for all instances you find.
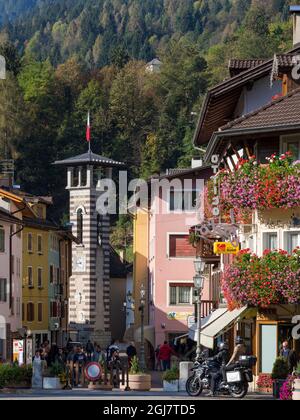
[213,242,239,255]
[187,316,195,329]
[85,362,102,382]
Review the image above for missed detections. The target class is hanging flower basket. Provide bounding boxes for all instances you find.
[208,153,300,214]
[222,249,300,309]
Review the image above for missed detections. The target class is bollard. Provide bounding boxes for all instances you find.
[179,361,194,391]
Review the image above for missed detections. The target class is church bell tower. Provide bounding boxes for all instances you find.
[54,150,124,346]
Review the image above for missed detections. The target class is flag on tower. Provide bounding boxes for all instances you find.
[86,112,91,142]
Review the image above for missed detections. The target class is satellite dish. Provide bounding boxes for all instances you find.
[85,362,102,382]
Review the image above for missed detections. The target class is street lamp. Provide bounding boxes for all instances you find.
[18,327,32,365]
[139,284,146,371]
[193,257,206,362]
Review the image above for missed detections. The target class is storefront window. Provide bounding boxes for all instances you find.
[260,324,277,373]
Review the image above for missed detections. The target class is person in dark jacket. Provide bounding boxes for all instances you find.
[280,341,298,374]
[208,342,230,397]
[126,342,137,368]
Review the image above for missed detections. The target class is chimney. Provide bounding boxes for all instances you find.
[290,6,300,47]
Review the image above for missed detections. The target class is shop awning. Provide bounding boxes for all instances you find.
[189,307,228,342]
[189,306,248,349]
[134,326,155,349]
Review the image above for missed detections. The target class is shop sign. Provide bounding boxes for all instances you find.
[167,312,193,321]
[213,242,239,255]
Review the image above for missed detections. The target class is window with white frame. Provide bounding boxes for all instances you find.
[169,190,199,212]
[281,135,300,161]
[37,268,43,288]
[37,235,43,254]
[27,233,33,253]
[169,284,193,306]
[263,232,278,251]
[28,266,33,287]
[285,232,300,254]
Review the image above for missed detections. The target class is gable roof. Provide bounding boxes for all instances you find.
[193,45,300,146]
[204,88,300,162]
[220,88,300,131]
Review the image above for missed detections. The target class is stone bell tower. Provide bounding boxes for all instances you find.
[54,151,124,346]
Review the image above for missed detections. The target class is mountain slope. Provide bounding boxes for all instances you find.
[0,0,295,67]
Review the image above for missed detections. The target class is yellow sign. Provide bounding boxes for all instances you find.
[213,242,239,255]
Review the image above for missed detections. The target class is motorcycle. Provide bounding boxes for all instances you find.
[186,355,257,399]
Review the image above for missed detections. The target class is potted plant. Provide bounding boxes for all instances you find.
[162,366,179,392]
[43,362,64,390]
[256,374,273,394]
[128,356,151,391]
[293,363,300,401]
[0,364,32,390]
[272,357,289,399]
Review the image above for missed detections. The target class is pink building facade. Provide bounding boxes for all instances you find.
[148,168,213,348]
[0,202,23,362]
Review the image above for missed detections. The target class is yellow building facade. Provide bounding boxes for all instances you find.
[22,221,50,348]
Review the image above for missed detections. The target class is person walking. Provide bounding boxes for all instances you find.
[280,341,298,374]
[86,340,94,361]
[158,341,176,371]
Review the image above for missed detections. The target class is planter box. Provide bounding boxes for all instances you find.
[163,380,179,392]
[43,377,62,390]
[128,374,151,391]
[293,379,300,401]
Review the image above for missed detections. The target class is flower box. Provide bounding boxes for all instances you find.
[43,377,62,390]
[222,249,300,309]
[163,380,179,392]
[207,153,300,219]
[128,374,151,391]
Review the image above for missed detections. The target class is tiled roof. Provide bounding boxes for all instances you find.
[220,88,300,131]
[229,59,267,72]
[275,54,298,67]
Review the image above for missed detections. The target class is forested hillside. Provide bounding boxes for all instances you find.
[0,0,297,66]
[0,0,299,226]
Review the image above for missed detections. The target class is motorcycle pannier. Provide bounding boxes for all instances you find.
[226,371,242,383]
[239,356,257,368]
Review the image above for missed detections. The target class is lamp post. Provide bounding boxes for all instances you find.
[193,257,206,362]
[139,284,146,371]
[19,327,32,365]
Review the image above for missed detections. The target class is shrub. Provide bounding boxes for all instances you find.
[272,357,289,380]
[162,366,179,383]
[0,364,32,388]
[129,356,143,375]
[47,362,64,378]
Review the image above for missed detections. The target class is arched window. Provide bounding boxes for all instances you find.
[77,209,83,244]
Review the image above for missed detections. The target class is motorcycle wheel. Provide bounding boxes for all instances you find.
[229,382,249,399]
[186,375,203,397]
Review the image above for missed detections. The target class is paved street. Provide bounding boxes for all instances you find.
[0,388,274,400]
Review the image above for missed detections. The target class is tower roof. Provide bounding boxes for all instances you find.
[53,151,125,168]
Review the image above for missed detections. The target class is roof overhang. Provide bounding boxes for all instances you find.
[194,45,300,147]
[204,123,300,163]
